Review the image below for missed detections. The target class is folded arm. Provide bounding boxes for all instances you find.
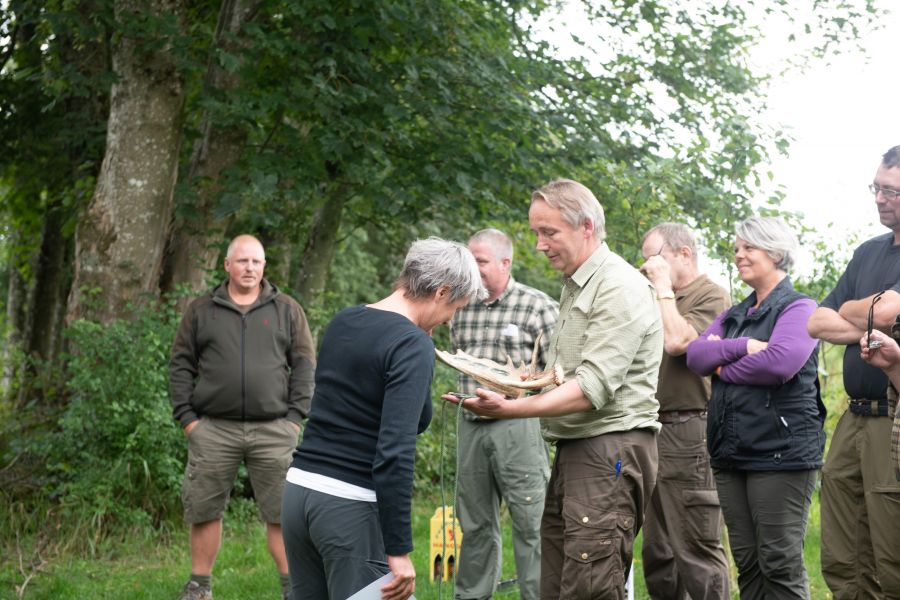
[717,299,818,385]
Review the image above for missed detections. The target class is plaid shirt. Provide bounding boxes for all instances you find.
[449,277,559,413]
[890,384,900,480]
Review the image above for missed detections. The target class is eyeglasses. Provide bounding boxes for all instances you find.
[867,290,886,350]
[869,184,900,200]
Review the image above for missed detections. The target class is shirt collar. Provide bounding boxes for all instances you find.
[486,276,516,306]
[567,243,610,288]
[675,273,710,299]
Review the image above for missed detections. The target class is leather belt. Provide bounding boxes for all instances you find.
[657,409,706,424]
[848,398,896,418]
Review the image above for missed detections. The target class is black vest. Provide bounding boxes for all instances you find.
[707,277,825,471]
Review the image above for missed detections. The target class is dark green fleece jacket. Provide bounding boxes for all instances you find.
[169,279,316,428]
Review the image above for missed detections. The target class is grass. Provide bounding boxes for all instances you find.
[2,490,828,600]
[1,344,843,599]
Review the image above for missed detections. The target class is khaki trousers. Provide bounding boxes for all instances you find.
[455,417,549,600]
[540,429,658,600]
[821,410,900,599]
[642,415,730,600]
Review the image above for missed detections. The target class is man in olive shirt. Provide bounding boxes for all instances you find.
[640,223,731,600]
[446,178,663,600]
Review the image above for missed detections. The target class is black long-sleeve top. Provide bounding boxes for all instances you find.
[292,305,434,555]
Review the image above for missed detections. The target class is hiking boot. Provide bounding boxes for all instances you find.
[179,580,213,600]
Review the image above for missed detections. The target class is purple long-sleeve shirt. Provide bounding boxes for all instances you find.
[686,298,818,386]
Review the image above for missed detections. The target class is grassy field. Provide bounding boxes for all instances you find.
[2,490,829,600]
[2,343,844,599]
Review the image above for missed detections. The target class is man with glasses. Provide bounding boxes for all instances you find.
[807,145,900,599]
[639,223,731,600]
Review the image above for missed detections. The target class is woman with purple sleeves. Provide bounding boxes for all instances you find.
[686,216,825,600]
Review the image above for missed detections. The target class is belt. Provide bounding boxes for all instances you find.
[848,398,896,418]
[657,409,706,424]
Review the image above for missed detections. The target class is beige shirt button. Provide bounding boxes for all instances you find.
[525,496,532,502]
[581,552,588,560]
[582,516,589,523]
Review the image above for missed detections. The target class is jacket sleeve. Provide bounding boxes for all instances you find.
[169,302,200,428]
[287,300,317,424]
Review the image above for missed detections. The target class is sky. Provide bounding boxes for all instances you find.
[755,6,900,245]
[548,2,900,280]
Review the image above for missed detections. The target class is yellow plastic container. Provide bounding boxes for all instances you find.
[429,505,463,582]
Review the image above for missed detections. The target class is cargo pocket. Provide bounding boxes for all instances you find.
[559,497,631,599]
[502,464,548,506]
[682,488,723,544]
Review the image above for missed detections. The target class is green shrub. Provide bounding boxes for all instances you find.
[36,296,184,542]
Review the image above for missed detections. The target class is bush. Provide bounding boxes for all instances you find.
[27,296,185,545]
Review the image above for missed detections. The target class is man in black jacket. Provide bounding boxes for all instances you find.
[169,234,316,600]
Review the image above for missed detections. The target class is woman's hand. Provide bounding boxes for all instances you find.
[746,338,769,354]
[382,554,415,600]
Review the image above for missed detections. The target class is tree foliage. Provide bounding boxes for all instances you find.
[0,0,883,546]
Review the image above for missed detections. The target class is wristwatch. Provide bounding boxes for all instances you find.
[656,290,675,300]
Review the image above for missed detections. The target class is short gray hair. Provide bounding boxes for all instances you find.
[643,222,697,264]
[883,145,900,169]
[735,216,797,272]
[396,237,486,303]
[469,228,513,262]
[531,179,606,242]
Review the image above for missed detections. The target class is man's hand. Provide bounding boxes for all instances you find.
[442,388,511,419]
[860,329,900,371]
[183,420,200,436]
[382,554,415,600]
[639,255,674,293]
[747,338,768,354]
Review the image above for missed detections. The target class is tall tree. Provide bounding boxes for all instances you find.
[160,0,261,298]
[67,0,189,323]
[0,1,110,399]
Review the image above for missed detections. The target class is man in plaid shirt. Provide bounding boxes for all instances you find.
[449,228,558,600]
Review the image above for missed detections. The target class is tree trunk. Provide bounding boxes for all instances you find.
[294,195,347,307]
[3,233,29,396]
[160,0,260,301]
[67,0,187,324]
[27,206,70,362]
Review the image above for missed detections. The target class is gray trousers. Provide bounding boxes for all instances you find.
[540,429,658,600]
[455,417,549,600]
[281,482,389,600]
[642,415,730,600]
[715,469,817,600]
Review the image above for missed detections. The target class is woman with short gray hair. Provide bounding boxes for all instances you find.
[735,216,797,272]
[686,216,824,599]
[282,237,483,600]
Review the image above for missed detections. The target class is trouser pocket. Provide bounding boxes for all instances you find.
[560,496,633,599]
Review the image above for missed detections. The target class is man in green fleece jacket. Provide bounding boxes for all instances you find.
[169,234,316,600]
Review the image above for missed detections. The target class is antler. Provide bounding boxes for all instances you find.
[435,332,564,398]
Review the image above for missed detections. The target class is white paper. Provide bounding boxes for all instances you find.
[500,323,519,337]
[346,572,416,600]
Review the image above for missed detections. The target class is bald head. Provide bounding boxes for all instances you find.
[224,235,266,297]
[226,234,265,260]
